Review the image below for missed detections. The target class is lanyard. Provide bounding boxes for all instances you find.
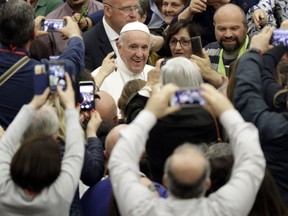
[217,35,249,76]
[0,44,28,56]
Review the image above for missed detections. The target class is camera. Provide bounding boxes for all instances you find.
[170,88,206,107]
[270,29,288,46]
[79,81,95,111]
[48,60,66,92]
[41,19,66,32]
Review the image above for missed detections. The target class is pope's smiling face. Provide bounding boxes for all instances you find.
[117,30,150,74]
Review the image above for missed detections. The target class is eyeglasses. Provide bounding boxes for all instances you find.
[104,3,140,14]
[169,38,192,47]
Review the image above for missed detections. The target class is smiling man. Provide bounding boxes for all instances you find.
[91,21,154,112]
[193,4,249,78]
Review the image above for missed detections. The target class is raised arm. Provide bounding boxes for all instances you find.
[201,83,265,215]
[108,84,180,216]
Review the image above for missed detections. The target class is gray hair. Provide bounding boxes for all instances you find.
[160,57,204,88]
[164,143,211,199]
[0,0,34,46]
[23,105,59,140]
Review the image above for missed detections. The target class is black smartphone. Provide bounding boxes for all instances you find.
[48,60,66,92]
[191,36,204,58]
[270,29,288,46]
[41,19,66,32]
[34,64,48,95]
[79,81,95,111]
[170,88,206,107]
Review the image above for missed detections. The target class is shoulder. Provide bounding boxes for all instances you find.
[143,65,154,73]
[83,21,105,40]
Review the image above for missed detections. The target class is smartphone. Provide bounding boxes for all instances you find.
[41,19,66,32]
[48,60,66,92]
[34,64,49,95]
[270,29,288,46]
[170,88,206,107]
[79,81,95,111]
[191,36,204,58]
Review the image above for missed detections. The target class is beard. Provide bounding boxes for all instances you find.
[219,36,241,52]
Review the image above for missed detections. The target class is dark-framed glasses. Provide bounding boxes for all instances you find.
[169,38,192,47]
[104,3,140,14]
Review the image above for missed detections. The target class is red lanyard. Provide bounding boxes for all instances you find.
[0,44,28,56]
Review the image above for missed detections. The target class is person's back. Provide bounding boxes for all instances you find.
[0,0,85,129]
[145,57,218,183]
[0,74,85,215]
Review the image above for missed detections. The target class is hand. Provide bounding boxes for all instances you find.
[72,13,91,31]
[145,84,180,118]
[34,16,48,38]
[191,49,224,88]
[29,87,50,109]
[200,83,234,117]
[188,0,207,15]
[86,109,102,137]
[58,16,82,40]
[249,26,274,53]
[57,73,75,109]
[253,9,268,29]
[280,20,288,29]
[146,68,160,87]
[93,52,116,87]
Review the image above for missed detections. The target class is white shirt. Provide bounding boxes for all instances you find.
[103,17,120,58]
[92,57,154,105]
[108,109,265,216]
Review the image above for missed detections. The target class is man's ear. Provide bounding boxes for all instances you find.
[205,177,211,190]
[103,150,109,160]
[104,4,112,17]
[162,174,169,188]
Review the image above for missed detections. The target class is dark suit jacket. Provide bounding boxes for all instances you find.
[83,20,114,71]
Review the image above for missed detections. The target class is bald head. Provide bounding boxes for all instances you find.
[164,143,211,199]
[213,4,247,53]
[105,124,128,157]
[214,3,246,24]
[95,91,118,123]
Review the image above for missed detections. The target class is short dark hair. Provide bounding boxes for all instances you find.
[0,0,34,46]
[11,135,61,193]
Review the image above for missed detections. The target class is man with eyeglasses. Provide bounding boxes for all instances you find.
[83,0,139,71]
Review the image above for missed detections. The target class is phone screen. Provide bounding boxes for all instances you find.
[48,61,66,92]
[41,19,66,31]
[170,88,206,107]
[270,29,288,46]
[79,82,95,111]
[191,36,203,58]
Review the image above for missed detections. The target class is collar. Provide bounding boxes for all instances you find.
[116,57,147,82]
[116,56,136,76]
[217,35,249,76]
[103,17,119,42]
[37,0,47,7]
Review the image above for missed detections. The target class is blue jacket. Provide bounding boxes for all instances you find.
[234,50,288,205]
[0,37,85,129]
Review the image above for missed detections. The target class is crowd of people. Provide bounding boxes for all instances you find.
[0,0,288,215]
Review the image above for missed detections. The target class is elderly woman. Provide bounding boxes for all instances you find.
[125,57,219,183]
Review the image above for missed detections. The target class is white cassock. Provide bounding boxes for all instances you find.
[92,57,154,106]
